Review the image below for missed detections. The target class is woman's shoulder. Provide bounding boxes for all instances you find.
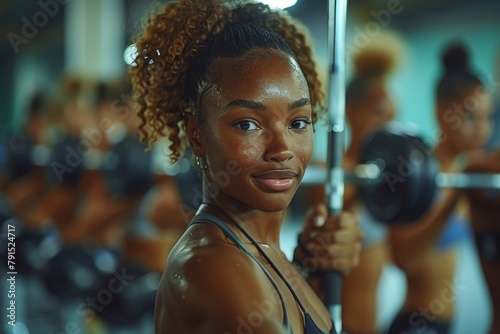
[167,222,256,273]
[164,221,273,296]
[156,224,279,331]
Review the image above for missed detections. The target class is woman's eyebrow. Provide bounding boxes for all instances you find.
[224,97,310,112]
[289,97,310,110]
[225,99,265,111]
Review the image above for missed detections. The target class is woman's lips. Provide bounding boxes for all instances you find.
[252,170,298,192]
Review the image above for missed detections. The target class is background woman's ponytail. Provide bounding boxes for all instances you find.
[437,42,484,102]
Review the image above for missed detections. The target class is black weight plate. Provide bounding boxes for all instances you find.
[104,134,153,197]
[359,129,437,223]
[4,132,34,180]
[43,246,119,300]
[402,136,438,222]
[15,226,62,275]
[96,262,159,326]
[45,134,86,186]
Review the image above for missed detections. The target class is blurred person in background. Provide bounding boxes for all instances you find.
[58,78,141,248]
[465,46,500,334]
[1,91,48,213]
[305,31,405,333]
[486,47,500,150]
[18,76,95,230]
[58,78,192,333]
[0,77,95,334]
[465,152,500,334]
[387,42,495,334]
[341,43,401,333]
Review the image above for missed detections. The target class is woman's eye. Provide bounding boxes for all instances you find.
[290,119,311,129]
[235,120,259,131]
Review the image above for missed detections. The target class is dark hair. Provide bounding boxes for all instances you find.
[129,0,324,162]
[27,91,45,118]
[437,42,484,102]
[186,23,295,113]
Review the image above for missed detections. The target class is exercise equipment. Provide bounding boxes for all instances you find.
[1,129,163,197]
[0,209,15,270]
[1,132,35,181]
[0,131,86,186]
[44,134,86,186]
[42,245,119,300]
[321,0,499,329]
[103,133,199,200]
[102,133,154,197]
[0,139,5,177]
[358,128,438,223]
[324,0,348,332]
[303,127,500,224]
[95,262,161,326]
[14,224,63,275]
[0,206,62,275]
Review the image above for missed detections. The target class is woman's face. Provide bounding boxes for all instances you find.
[190,51,313,212]
[348,80,395,139]
[439,86,494,152]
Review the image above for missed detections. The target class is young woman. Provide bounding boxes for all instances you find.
[342,48,398,334]
[387,43,494,333]
[465,152,500,334]
[1,92,47,213]
[129,1,363,333]
[306,45,400,333]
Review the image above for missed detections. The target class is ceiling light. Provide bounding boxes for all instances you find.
[259,0,298,9]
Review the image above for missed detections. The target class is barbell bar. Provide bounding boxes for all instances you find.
[436,173,500,189]
[304,164,500,189]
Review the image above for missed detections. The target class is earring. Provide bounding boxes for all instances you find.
[196,156,208,170]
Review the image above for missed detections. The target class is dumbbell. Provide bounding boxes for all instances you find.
[102,133,154,197]
[0,207,62,276]
[43,134,87,186]
[42,245,120,300]
[0,131,88,187]
[102,133,196,198]
[2,130,150,195]
[1,197,131,300]
[95,262,161,326]
[0,132,35,181]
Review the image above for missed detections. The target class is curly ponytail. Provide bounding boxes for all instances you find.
[129,0,324,163]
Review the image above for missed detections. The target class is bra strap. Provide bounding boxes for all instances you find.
[189,213,293,333]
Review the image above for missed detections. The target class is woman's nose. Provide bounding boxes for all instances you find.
[263,129,294,163]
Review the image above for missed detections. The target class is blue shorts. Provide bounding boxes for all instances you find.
[435,213,471,250]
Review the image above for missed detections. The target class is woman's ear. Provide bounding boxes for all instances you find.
[185,114,205,156]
